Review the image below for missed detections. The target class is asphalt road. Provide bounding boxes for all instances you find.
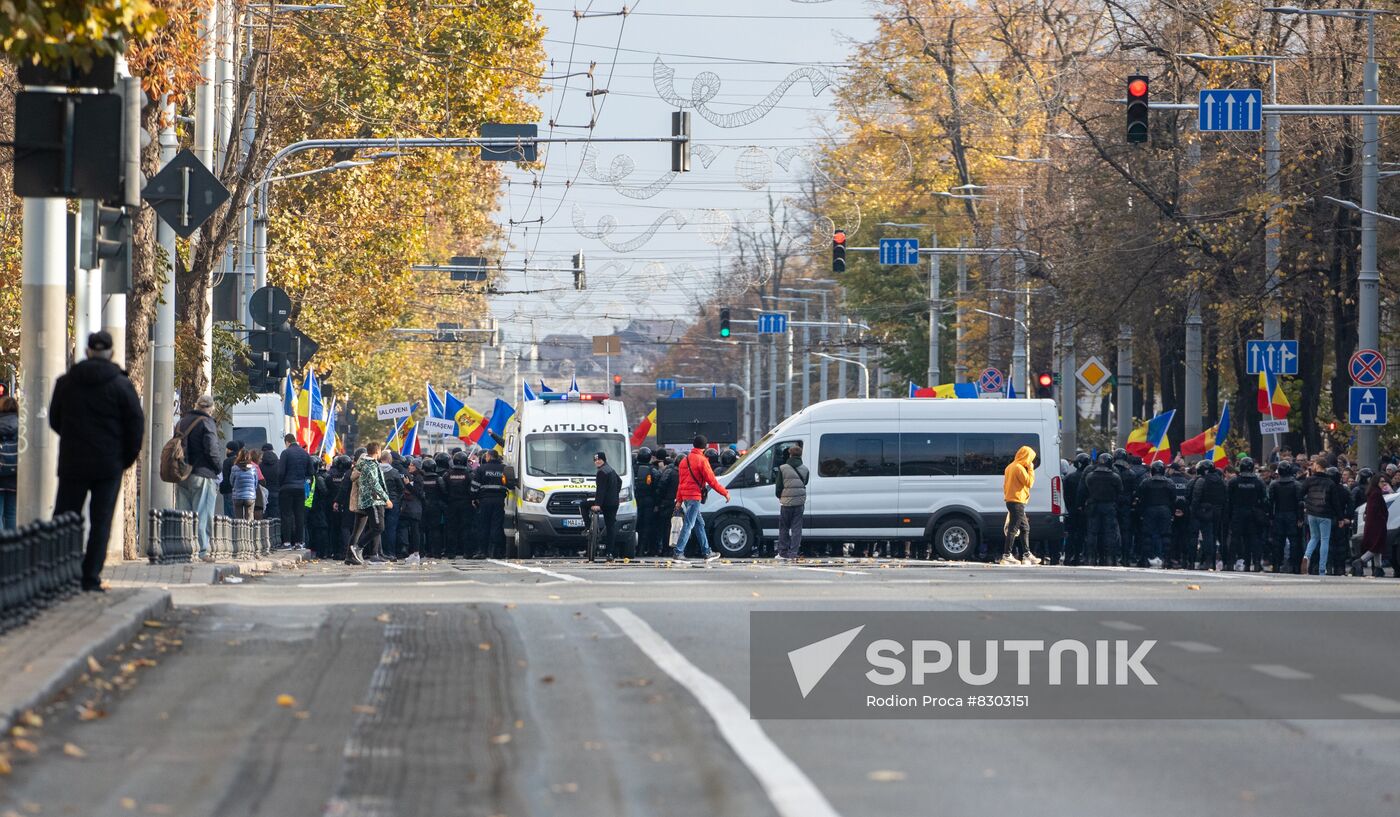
[4,557,1400,817]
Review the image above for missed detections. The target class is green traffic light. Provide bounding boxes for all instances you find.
[720,327,731,337]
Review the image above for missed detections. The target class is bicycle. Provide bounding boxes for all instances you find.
[584,504,605,562]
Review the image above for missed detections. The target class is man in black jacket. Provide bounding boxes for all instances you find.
[1063,452,1090,565]
[1080,454,1123,566]
[174,394,222,562]
[260,444,282,522]
[589,451,623,560]
[399,459,426,556]
[48,331,145,590]
[1135,461,1176,568]
[652,450,679,557]
[1267,461,1303,572]
[1190,462,1228,570]
[473,450,512,559]
[1112,451,1141,566]
[419,458,446,558]
[1300,460,1343,575]
[278,433,313,548]
[1225,457,1267,571]
[632,447,655,556]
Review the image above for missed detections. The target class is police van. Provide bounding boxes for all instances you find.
[699,398,1062,559]
[503,392,636,558]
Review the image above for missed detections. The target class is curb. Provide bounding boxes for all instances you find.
[0,588,172,734]
[215,550,306,582]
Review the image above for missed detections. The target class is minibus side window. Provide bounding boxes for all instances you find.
[732,440,801,488]
[958,433,1039,476]
[817,433,898,478]
[900,433,957,476]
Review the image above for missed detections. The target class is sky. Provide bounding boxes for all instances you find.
[489,0,879,347]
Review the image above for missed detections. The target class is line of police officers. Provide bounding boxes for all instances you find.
[319,447,512,561]
[1061,449,1359,573]
[630,445,739,557]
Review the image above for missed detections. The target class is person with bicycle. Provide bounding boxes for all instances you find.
[586,451,622,561]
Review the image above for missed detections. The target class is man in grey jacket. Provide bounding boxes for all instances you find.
[775,445,809,560]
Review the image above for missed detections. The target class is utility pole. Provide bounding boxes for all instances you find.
[17,195,65,524]
[955,243,967,384]
[1117,324,1134,447]
[1060,322,1078,455]
[194,0,219,389]
[800,300,810,409]
[1012,206,1029,396]
[769,332,779,425]
[927,231,941,386]
[1264,62,1282,342]
[1184,140,1204,440]
[1358,12,1381,469]
[819,295,829,401]
[148,98,179,515]
[742,345,753,443]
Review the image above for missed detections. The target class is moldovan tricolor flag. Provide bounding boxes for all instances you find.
[1257,371,1291,418]
[631,389,684,446]
[1125,410,1175,460]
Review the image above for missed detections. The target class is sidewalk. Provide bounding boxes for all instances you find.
[0,550,307,732]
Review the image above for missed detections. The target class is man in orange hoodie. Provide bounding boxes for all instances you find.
[671,435,730,565]
[1001,445,1039,566]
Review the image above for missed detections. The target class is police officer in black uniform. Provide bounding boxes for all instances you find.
[1267,461,1303,572]
[1135,460,1176,568]
[1112,451,1140,566]
[473,449,512,559]
[652,449,679,556]
[1189,461,1228,569]
[1225,457,1267,571]
[1080,453,1123,566]
[633,447,655,555]
[1063,452,1091,565]
[325,455,352,561]
[420,458,447,558]
[443,451,475,558]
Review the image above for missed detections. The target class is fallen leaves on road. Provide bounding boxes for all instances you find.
[62,742,86,758]
[0,755,11,775]
[142,620,166,629]
[374,612,393,623]
[866,770,906,782]
[617,677,653,688]
[489,733,512,745]
[1186,584,1201,591]
[17,712,42,729]
[504,603,517,609]
[477,642,492,651]
[351,705,377,715]
[11,738,37,755]
[86,656,103,674]
[76,703,106,721]
[276,694,297,708]
[540,675,555,684]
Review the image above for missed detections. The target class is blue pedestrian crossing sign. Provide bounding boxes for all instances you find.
[1349,387,1388,426]
[757,312,788,334]
[1246,339,1298,375]
[656,378,677,392]
[878,237,920,266]
[1198,89,1263,132]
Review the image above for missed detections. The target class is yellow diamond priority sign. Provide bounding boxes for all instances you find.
[1076,356,1111,392]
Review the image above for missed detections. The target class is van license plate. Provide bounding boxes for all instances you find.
[563,518,584,528]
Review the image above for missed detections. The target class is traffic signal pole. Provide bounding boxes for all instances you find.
[17,195,66,525]
[927,231,941,386]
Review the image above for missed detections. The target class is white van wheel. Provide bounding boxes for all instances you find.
[714,515,754,558]
[932,518,977,560]
[515,530,534,559]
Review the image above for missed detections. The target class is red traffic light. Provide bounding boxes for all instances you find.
[613,375,622,384]
[1037,372,1054,388]
[1128,78,1148,98]
[833,230,846,246]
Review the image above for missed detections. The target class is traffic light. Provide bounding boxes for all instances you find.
[832,230,847,273]
[719,306,731,338]
[612,374,623,398]
[1036,371,1054,398]
[671,110,691,172]
[1126,75,1149,143]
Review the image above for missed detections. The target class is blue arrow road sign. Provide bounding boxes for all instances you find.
[757,313,789,334]
[656,378,677,392]
[878,237,920,266]
[1198,89,1262,132]
[1350,387,1388,426]
[1246,339,1298,375]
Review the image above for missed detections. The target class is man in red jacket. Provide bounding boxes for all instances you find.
[671,435,730,564]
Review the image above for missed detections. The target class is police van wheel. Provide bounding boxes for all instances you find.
[932,518,977,560]
[619,532,637,559]
[514,530,533,560]
[714,514,754,558]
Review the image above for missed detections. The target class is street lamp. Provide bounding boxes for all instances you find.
[1266,5,1392,467]
[1321,196,1400,225]
[264,158,374,184]
[813,353,869,399]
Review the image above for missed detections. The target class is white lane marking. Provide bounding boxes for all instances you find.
[1100,620,1146,632]
[1170,641,1222,654]
[297,582,362,588]
[793,566,870,576]
[1340,693,1400,714]
[603,607,842,817]
[1038,605,1076,612]
[486,559,588,583]
[1251,664,1313,680]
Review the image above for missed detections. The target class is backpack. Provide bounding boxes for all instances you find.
[159,416,199,484]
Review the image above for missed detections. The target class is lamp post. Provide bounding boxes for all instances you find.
[1267,5,1392,465]
[813,353,869,399]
